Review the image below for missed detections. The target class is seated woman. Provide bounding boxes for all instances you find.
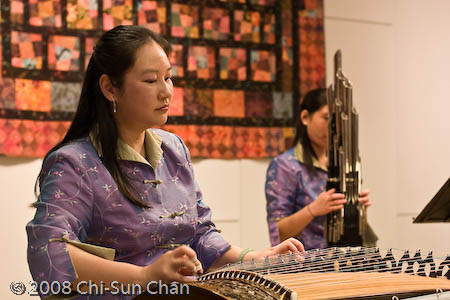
[27,25,304,299]
[265,88,371,250]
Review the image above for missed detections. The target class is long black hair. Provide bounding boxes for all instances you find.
[293,88,327,170]
[36,25,170,208]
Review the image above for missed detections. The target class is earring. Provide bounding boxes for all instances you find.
[113,100,117,113]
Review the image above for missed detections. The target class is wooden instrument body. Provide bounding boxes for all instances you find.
[133,248,450,300]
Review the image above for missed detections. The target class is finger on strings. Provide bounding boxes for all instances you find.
[178,262,202,276]
[173,245,197,260]
[282,240,301,254]
[173,256,196,272]
[287,238,305,252]
[193,258,203,274]
[174,271,196,283]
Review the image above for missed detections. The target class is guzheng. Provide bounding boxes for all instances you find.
[135,247,450,300]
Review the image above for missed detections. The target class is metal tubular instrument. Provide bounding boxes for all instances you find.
[324,50,366,246]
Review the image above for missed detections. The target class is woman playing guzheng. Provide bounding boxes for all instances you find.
[26,25,304,299]
[265,88,371,250]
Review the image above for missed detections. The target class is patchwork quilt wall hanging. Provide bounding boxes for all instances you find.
[0,0,325,158]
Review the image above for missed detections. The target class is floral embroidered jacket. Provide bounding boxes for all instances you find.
[26,129,230,299]
[265,143,328,250]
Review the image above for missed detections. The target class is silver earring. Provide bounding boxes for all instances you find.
[113,100,117,113]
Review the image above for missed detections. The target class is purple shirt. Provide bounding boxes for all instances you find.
[265,145,328,250]
[26,129,230,299]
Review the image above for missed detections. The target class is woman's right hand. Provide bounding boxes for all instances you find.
[309,188,346,216]
[141,245,203,284]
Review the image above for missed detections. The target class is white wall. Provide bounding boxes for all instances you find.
[324,0,450,251]
[393,0,450,252]
[1,158,42,299]
[2,0,450,299]
[192,158,271,250]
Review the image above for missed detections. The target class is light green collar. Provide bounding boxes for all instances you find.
[293,142,327,171]
[90,129,163,169]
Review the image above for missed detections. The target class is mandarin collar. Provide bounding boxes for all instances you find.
[293,142,327,171]
[90,129,163,170]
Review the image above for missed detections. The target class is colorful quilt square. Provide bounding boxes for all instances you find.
[203,7,230,40]
[51,82,81,112]
[0,120,22,156]
[67,0,98,30]
[169,44,183,77]
[245,91,272,118]
[303,0,324,15]
[0,78,16,109]
[0,119,70,157]
[11,0,25,24]
[171,4,199,38]
[262,13,275,44]
[29,0,62,27]
[250,50,275,82]
[230,127,266,157]
[219,48,246,81]
[183,89,214,118]
[234,10,260,43]
[103,0,133,30]
[210,126,233,157]
[187,46,215,79]
[283,127,295,149]
[84,37,98,70]
[48,35,80,71]
[168,87,184,116]
[137,0,166,34]
[15,79,51,112]
[272,92,293,119]
[11,31,43,69]
[299,11,325,95]
[213,90,244,118]
[265,127,285,157]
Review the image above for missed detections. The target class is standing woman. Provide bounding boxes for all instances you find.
[27,25,303,299]
[265,88,371,250]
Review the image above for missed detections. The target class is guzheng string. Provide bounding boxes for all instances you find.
[215,247,450,289]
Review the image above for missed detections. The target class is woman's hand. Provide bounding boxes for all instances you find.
[309,188,346,216]
[141,245,203,284]
[245,238,304,261]
[359,189,371,207]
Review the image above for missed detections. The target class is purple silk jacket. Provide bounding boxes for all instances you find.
[265,143,328,250]
[26,129,230,299]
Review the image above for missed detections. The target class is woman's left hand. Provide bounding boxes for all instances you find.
[245,238,304,262]
[359,189,371,207]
